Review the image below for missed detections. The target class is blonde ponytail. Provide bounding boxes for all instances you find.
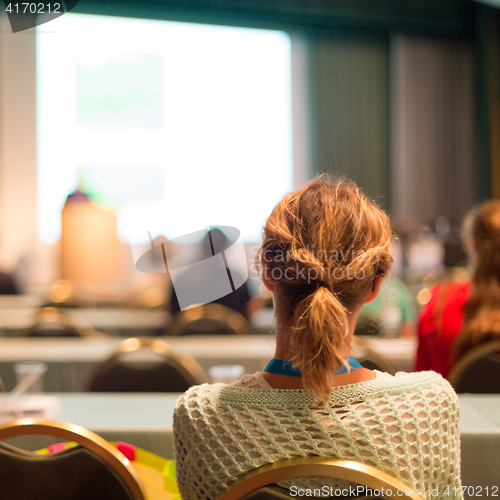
[289,286,349,404]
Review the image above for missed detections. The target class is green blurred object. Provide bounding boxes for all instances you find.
[358,276,416,337]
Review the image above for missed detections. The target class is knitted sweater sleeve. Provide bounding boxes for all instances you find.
[173,372,462,500]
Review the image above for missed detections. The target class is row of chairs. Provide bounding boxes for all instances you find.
[0,335,395,394]
[89,338,207,392]
[25,305,393,338]
[15,304,500,392]
[25,304,249,337]
[87,337,398,393]
[0,418,423,500]
[91,336,500,393]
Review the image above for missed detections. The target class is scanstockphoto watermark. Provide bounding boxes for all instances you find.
[289,485,432,498]
[266,263,367,283]
[260,247,379,266]
[248,245,380,283]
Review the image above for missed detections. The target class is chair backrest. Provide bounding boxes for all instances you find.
[167,304,249,336]
[88,337,208,392]
[25,306,100,338]
[448,339,500,392]
[0,418,145,500]
[352,337,397,375]
[219,457,424,500]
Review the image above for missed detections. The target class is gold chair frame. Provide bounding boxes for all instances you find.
[25,306,104,338]
[89,337,208,390]
[219,457,424,500]
[448,339,500,389]
[168,303,250,336]
[0,418,145,500]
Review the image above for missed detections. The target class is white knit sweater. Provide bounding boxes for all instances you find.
[173,371,462,500]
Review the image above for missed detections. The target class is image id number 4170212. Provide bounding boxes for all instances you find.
[5,3,62,13]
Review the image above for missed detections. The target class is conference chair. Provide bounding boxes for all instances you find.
[448,339,500,393]
[88,337,208,392]
[24,306,102,338]
[0,418,145,500]
[167,303,250,336]
[219,456,424,500]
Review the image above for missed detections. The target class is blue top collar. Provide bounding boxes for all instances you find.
[264,356,363,377]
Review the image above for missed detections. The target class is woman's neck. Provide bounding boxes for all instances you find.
[273,316,359,361]
[272,291,361,361]
[265,301,373,390]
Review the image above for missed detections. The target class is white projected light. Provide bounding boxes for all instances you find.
[37,14,293,243]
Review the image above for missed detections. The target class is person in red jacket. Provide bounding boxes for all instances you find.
[416,200,500,378]
[416,280,470,378]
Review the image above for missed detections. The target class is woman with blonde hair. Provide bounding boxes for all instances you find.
[174,176,462,500]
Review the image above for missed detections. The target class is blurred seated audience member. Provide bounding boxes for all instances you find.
[0,269,18,295]
[168,228,252,319]
[173,177,461,500]
[131,234,173,309]
[357,274,416,337]
[416,201,500,378]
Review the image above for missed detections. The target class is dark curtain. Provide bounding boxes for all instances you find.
[308,36,390,209]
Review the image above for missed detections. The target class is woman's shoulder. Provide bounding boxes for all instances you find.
[342,369,457,401]
[375,368,449,383]
[375,370,458,397]
[175,370,457,411]
[380,369,457,391]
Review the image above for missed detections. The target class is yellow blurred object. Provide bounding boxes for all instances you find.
[48,279,73,303]
[417,288,432,305]
[61,199,123,285]
[35,440,180,500]
[131,447,180,500]
[141,288,166,308]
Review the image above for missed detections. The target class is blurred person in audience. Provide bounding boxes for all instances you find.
[416,201,500,378]
[0,230,19,295]
[174,176,461,500]
[357,274,416,337]
[358,235,417,338]
[0,269,18,295]
[132,234,174,310]
[168,228,252,319]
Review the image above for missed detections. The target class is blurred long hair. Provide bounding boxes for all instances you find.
[453,200,500,359]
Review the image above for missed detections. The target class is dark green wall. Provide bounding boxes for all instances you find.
[72,0,474,36]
